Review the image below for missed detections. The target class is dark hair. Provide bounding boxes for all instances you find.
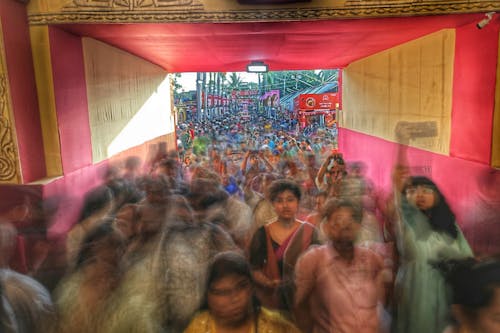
[78,185,114,222]
[405,176,458,239]
[0,269,56,333]
[188,178,229,211]
[321,198,363,223]
[267,179,302,202]
[438,257,500,316]
[203,251,260,311]
[207,251,253,288]
[74,220,125,270]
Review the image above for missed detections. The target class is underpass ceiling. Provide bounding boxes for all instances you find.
[56,12,488,72]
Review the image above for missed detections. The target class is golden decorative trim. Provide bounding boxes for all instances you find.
[0,20,21,183]
[28,1,500,24]
[65,0,203,11]
[0,76,20,182]
[29,26,63,177]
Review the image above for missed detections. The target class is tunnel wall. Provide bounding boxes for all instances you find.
[0,3,176,277]
[340,20,500,256]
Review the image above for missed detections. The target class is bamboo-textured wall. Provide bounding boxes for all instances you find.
[82,38,173,163]
[342,29,455,155]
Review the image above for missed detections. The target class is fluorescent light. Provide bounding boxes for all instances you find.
[247,61,268,73]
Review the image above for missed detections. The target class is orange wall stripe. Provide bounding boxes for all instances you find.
[29,25,62,177]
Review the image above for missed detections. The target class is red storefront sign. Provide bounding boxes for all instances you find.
[297,93,339,111]
[231,90,259,97]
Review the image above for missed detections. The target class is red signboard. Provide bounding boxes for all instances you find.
[232,90,259,97]
[296,93,339,111]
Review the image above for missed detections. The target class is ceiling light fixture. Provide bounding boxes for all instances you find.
[247,61,268,73]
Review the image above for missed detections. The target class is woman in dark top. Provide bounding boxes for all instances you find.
[248,179,319,313]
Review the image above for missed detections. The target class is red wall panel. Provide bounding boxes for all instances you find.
[49,26,92,173]
[339,128,500,256]
[0,0,46,182]
[450,21,499,164]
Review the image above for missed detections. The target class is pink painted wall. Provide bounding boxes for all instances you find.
[338,19,500,256]
[49,26,92,173]
[339,129,500,256]
[450,20,499,164]
[0,0,46,182]
[43,161,110,239]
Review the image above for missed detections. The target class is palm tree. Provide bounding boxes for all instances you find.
[227,72,242,91]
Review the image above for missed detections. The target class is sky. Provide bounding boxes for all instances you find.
[177,72,259,91]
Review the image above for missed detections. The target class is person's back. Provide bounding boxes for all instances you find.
[1,269,56,333]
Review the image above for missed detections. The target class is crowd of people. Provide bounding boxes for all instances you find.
[0,113,499,333]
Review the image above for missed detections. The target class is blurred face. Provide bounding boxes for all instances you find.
[324,207,360,245]
[249,154,259,166]
[145,185,168,204]
[406,185,437,211]
[272,189,299,220]
[92,234,124,268]
[207,274,253,326]
[475,287,500,333]
[113,206,135,239]
[315,195,327,211]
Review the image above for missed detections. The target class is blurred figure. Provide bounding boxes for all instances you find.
[112,203,139,241]
[122,155,143,183]
[245,172,278,229]
[0,214,17,269]
[153,156,188,195]
[241,150,274,189]
[439,257,500,333]
[0,269,56,333]
[315,152,347,197]
[184,251,301,333]
[136,175,171,236]
[188,176,253,249]
[461,169,500,257]
[66,185,116,267]
[54,221,126,333]
[101,202,237,332]
[294,198,387,333]
[248,179,319,313]
[304,190,328,228]
[391,123,473,333]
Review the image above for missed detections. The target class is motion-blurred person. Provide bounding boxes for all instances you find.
[315,151,347,197]
[391,124,473,333]
[136,175,171,236]
[439,257,500,333]
[66,185,116,267]
[304,190,328,228]
[461,169,500,257]
[188,176,253,249]
[101,198,237,332]
[0,269,56,333]
[294,198,388,333]
[54,221,126,333]
[245,172,279,229]
[241,150,274,189]
[184,251,301,333]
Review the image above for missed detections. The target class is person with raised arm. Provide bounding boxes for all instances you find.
[390,122,473,333]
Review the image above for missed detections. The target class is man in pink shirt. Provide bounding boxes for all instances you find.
[294,198,388,333]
